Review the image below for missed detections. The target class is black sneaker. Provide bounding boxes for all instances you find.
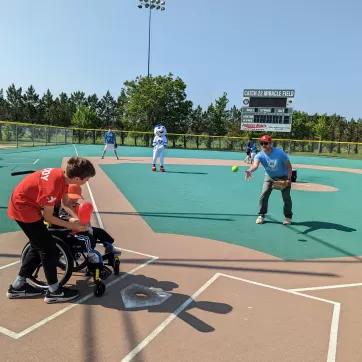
[44,286,80,304]
[6,283,43,299]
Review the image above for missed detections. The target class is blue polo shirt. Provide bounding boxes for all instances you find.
[254,147,289,178]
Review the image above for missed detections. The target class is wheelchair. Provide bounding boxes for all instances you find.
[20,224,121,297]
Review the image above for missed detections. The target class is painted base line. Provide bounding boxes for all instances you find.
[218,273,339,305]
[327,304,341,362]
[0,257,158,340]
[0,326,18,339]
[0,261,20,270]
[73,144,104,229]
[120,273,220,362]
[33,159,39,164]
[0,252,154,271]
[121,273,340,362]
[289,282,362,292]
[119,247,158,260]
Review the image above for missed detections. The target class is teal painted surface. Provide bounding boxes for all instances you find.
[100,162,360,260]
[0,145,76,233]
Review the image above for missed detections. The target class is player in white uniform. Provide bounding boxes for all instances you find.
[152,124,168,172]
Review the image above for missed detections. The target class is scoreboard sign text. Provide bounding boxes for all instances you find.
[241,89,295,133]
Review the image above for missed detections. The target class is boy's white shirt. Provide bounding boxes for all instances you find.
[152,135,168,149]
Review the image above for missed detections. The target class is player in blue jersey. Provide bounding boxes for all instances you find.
[250,141,258,163]
[244,137,252,164]
[101,126,119,160]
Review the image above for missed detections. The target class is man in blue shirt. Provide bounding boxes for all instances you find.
[245,134,293,225]
[101,126,119,160]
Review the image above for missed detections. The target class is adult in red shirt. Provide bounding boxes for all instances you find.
[7,156,96,304]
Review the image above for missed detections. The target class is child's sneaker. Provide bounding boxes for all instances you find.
[105,245,122,255]
[160,166,165,172]
[87,252,100,264]
[44,286,80,304]
[283,218,292,225]
[256,215,264,224]
[152,165,156,172]
[6,283,43,299]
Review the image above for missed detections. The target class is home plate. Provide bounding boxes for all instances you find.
[121,283,172,309]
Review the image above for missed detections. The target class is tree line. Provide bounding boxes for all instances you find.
[1,72,361,147]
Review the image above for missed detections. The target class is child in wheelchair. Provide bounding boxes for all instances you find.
[53,184,121,266]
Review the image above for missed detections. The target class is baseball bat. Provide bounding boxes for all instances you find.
[11,170,35,176]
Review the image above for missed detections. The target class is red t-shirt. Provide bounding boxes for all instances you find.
[8,168,69,223]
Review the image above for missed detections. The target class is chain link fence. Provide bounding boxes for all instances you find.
[1,122,361,158]
[0,123,73,148]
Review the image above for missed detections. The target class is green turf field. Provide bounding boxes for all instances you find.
[100,162,360,261]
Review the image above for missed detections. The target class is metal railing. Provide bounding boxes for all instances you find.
[1,121,362,158]
[0,122,73,148]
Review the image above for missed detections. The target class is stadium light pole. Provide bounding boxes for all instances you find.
[137,0,166,78]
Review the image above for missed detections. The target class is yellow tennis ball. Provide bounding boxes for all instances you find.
[232,165,239,172]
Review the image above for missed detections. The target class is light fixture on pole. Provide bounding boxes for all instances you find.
[137,0,166,77]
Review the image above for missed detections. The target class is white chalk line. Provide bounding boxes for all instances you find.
[120,273,220,362]
[0,257,157,340]
[121,273,340,362]
[328,304,341,362]
[73,144,104,230]
[0,261,20,270]
[33,158,39,164]
[289,282,362,292]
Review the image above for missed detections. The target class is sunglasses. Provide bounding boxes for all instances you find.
[260,142,269,146]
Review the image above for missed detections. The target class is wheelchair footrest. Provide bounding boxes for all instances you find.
[99,266,113,280]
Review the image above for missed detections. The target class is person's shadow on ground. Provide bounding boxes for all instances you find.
[78,274,233,333]
[264,219,356,235]
[292,221,356,235]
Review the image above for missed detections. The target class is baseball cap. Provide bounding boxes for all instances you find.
[260,135,272,143]
[67,184,84,199]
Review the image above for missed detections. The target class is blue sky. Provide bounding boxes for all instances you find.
[1,0,361,119]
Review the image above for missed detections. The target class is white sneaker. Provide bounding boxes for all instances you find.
[256,216,264,224]
[283,218,292,225]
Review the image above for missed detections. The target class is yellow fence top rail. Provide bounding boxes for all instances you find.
[1,120,362,145]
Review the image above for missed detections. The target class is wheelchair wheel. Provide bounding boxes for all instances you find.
[20,236,74,290]
[68,250,88,272]
[113,258,120,276]
[93,281,105,297]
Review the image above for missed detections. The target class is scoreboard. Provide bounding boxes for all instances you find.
[241,89,295,132]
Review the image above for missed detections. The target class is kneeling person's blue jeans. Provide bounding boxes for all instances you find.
[258,175,293,219]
